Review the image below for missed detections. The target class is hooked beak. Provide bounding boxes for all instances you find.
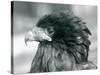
[25,31,34,45]
[24,27,52,45]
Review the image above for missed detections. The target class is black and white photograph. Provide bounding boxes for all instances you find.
[11,1,97,74]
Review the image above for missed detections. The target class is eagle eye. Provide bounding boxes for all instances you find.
[47,26,54,34]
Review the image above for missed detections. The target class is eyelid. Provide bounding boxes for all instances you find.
[47,27,54,33]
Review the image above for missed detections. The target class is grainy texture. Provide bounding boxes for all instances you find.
[28,12,97,73]
[13,2,97,73]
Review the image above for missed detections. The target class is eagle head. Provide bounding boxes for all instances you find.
[25,11,91,45]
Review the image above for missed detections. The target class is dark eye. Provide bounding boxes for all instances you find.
[47,27,54,34]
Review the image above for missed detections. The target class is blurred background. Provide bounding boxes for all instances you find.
[12,1,97,74]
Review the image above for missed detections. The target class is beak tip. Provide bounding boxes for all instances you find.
[24,38,28,46]
[25,42,27,46]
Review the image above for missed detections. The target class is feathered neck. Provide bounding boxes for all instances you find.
[39,40,67,51]
[39,39,88,64]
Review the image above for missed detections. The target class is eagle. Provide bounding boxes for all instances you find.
[25,11,97,73]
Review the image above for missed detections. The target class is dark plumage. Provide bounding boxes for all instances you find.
[25,11,97,73]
